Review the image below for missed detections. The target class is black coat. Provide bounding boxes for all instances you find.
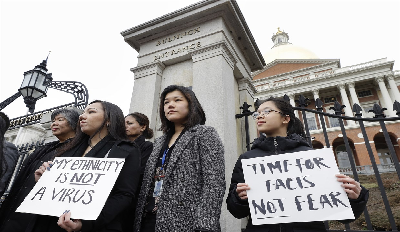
[133,135,153,175]
[0,140,61,232]
[226,134,369,232]
[0,141,19,197]
[122,135,153,232]
[25,136,141,232]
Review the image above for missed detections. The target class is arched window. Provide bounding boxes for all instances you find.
[335,145,353,168]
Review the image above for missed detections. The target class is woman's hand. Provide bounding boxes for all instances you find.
[34,161,53,182]
[236,183,251,200]
[336,174,361,200]
[57,211,82,232]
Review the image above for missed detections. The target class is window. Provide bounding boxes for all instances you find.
[361,101,379,118]
[357,90,373,98]
[335,145,355,168]
[325,107,340,128]
[377,149,393,165]
[305,111,318,130]
[324,97,336,103]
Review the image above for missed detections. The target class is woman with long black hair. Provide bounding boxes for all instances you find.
[32,100,141,232]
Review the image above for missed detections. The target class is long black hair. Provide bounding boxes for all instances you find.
[256,97,306,138]
[126,112,154,139]
[55,100,128,156]
[159,85,206,134]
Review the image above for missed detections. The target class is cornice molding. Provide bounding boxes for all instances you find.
[238,78,256,97]
[347,82,355,88]
[130,61,166,80]
[252,59,340,77]
[254,61,394,93]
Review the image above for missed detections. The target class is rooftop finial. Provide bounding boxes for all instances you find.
[46,51,51,61]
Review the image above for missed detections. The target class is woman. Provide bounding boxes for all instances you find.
[226,97,369,232]
[125,112,153,173]
[134,85,225,232]
[0,108,79,232]
[33,100,141,232]
[124,113,154,232]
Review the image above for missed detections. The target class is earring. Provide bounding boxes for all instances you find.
[107,123,110,127]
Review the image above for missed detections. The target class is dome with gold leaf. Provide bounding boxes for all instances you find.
[263,28,319,64]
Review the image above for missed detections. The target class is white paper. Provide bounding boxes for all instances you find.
[17,157,125,220]
[241,148,355,225]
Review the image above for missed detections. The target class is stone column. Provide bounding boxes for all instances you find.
[347,82,366,117]
[130,61,165,139]
[387,74,400,102]
[337,84,356,125]
[375,76,395,117]
[288,93,299,118]
[191,42,240,232]
[312,89,322,129]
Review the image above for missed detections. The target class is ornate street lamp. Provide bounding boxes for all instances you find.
[19,56,53,113]
[0,55,89,129]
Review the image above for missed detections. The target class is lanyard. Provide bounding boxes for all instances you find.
[160,147,170,171]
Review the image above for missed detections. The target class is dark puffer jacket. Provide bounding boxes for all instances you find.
[226,134,369,232]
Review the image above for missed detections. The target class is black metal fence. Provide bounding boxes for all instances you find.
[0,140,46,206]
[236,94,400,231]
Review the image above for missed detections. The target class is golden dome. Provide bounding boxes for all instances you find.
[263,44,319,64]
[264,29,318,65]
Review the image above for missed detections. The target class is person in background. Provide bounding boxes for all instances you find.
[0,108,80,232]
[33,100,141,232]
[134,85,225,232]
[0,112,19,197]
[226,97,369,232]
[123,112,154,232]
[125,112,154,174]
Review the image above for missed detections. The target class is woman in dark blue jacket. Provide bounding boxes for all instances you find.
[226,97,369,232]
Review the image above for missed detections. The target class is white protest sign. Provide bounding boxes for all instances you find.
[17,157,125,220]
[241,148,354,225]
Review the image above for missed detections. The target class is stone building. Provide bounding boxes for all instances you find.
[252,29,400,171]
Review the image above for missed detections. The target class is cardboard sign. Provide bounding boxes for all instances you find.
[17,157,125,220]
[241,148,354,225]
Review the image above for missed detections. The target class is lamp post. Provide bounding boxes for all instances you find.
[0,55,88,130]
[19,57,53,113]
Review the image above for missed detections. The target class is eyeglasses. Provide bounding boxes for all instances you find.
[252,109,285,119]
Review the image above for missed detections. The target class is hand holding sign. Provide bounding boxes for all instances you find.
[34,161,53,182]
[236,183,251,200]
[336,174,362,199]
[57,211,82,232]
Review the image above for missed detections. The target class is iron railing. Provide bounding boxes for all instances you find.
[236,94,400,231]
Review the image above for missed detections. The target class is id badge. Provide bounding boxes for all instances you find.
[153,180,163,197]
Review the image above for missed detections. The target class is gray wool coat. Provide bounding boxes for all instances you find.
[134,125,225,232]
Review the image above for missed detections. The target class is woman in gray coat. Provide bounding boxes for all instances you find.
[134,85,225,232]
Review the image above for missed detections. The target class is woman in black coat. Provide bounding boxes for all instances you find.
[226,97,369,232]
[125,112,154,174]
[0,108,80,232]
[124,112,154,232]
[33,100,141,232]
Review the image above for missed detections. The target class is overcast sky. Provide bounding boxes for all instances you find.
[1,0,399,119]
